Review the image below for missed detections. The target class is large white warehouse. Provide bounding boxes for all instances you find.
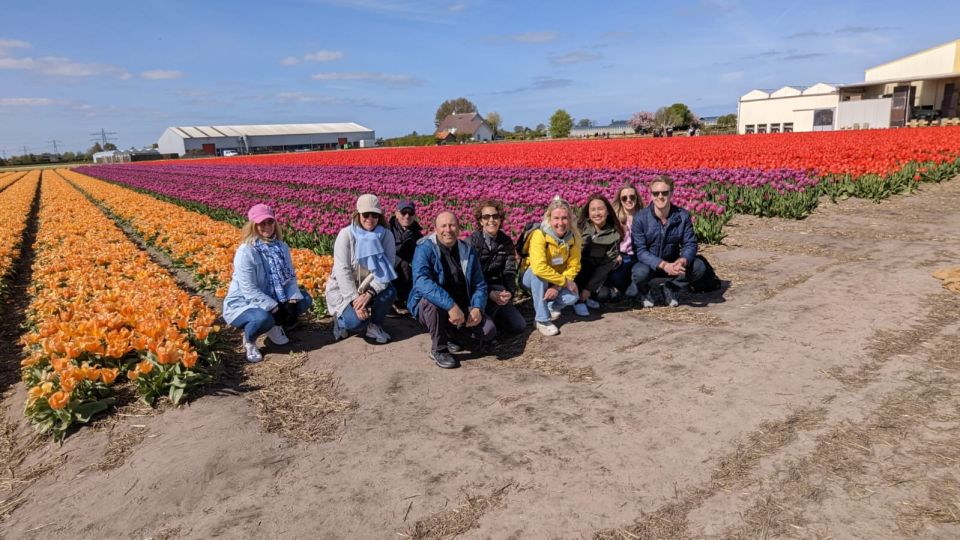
[157,122,376,156]
[738,39,960,134]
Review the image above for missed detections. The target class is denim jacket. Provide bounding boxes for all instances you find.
[223,242,303,324]
[407,234,488,317]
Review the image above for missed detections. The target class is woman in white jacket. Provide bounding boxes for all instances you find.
[325,194,398,344]
[223,204,312,363]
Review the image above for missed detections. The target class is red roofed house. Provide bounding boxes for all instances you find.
[435,112,495,142]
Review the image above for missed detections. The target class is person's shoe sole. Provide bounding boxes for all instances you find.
[430,351,460,369]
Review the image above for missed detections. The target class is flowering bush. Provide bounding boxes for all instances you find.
[19,171,221,439]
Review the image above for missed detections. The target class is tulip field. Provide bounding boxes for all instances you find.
[2,127,960,438]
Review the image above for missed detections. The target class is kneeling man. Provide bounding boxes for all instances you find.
[408,212,497,369]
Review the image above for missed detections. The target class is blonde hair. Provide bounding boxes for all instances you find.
[241,219,284,245]
[612,184,641,225]
[540,196,581,244]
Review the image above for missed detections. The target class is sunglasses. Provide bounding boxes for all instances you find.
[620,194,637,202]
[480,213,501,221]
[651,190,672,198]
[399,209,415,217]
[258,218,276,226]
[361,212,380,219]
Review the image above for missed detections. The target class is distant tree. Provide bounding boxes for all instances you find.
[654,106,683,129]
[85,142,103,159]
[103,142,118,151]
[576,118,593,128]
[435,97,478,126]
[716,113,737,128]
[549,109,574,138]
[485,112,502,136]
[666,103,694,128]
[628,111,656,133]
[383,132,435,147]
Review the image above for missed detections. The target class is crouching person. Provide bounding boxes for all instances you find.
[408,212,496,369]
[224,204,313,363]
[629,176,706,307]
[521,197,582,336]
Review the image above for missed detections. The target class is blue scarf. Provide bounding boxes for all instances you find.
[351,224,398,283]
[254,239,295,302]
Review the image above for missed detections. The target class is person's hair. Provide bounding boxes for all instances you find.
[612,183,641,225]
[473,199,506,227]
[540,196,581,244]
[241,219,284,244]
[351,211,388,229]
[579,193,624,237]
[650,175,675,192]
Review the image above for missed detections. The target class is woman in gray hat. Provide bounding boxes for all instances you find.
[325,194,398,344]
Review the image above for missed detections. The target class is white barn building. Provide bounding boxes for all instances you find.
[738,39,960,134]
[157,122,376,157]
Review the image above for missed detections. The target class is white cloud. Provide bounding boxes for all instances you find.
[550,50,602,65]
[0,38,31,54]
[304,50,344,62]
[280,56,301,65]
[311,71,421,88]
[0,54,130,78]
[448,2,466,12]
[277,91,394,109]
[496,31,558,43]
[0,97,62,106]
[141,69,184,80]
[720,71,744,82]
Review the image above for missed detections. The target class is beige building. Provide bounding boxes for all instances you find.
[738,39,960,134]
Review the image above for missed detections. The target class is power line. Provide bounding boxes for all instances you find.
[48,139,64,154]
[89,128,118,147]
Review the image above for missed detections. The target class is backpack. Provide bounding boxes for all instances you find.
[689,255,722,293]
[514,221,542,259]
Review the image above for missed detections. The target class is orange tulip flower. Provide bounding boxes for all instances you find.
[48,391,70,410]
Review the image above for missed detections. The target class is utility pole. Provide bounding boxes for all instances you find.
[49,139,63,154]
[22,145,29,156]
[89,128,118,147]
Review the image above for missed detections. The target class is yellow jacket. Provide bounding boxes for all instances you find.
[523,228,581,286]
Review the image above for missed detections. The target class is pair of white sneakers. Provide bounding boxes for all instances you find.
[332,319,391,344]
[242,326,289,363]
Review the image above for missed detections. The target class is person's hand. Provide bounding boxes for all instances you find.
[580,290,590,303]
[543,286,559,301]
[675,258,688,272]
[488,291,508,306]
[664,261,685,276]
[270,306,279,314]
[614,255,623,269]
[352,292,371,319]
[498,290,512,305]
[565,279,579,296]
[448,305,466,326]
[466,307,482,327]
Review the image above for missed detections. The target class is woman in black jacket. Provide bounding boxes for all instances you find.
[467,200,526,334]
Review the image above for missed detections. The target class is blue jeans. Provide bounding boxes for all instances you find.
[522,268,578,323]
[630,257,707,292]
[338,285,397,331]
[230,293,313,342]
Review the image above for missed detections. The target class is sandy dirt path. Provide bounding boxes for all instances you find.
[1,179,959,539]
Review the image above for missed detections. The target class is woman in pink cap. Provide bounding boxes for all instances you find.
[325,194,397,344]
[223,203,312,363]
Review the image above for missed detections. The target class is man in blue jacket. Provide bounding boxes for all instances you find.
[408,211,496,369]
[628,176,707,307]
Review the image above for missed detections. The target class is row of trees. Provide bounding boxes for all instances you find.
[0,142,118,167]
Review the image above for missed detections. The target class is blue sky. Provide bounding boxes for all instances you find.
[1,0,957,156]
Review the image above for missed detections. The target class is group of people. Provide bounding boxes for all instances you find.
[223,175,710,369]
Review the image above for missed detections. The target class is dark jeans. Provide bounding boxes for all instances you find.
[339,285,397,331]
[416,299,496,353]
[230,293,313,342]
[606,253,636,293]
[576,258,618,296]
[630,257,707,292]
[485,301,526,334]
[392,260,414,305]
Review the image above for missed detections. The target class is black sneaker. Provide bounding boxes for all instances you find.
[430,350,460,369]
[662,284,680,307]
[446,341,463,353]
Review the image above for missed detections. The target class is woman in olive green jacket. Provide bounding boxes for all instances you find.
[575,194,624,311]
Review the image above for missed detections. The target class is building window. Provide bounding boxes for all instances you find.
[770,123,781,133]
[757,124,767,134]
[783,123,794,133]
[745,124,755,134]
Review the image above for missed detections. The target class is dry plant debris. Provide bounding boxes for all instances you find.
[634,307,726,327]
[403,482,515,539]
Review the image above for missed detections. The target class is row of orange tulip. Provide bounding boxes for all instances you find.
[0,171,39,295]
[62,169,333,307]
[20,170,221,439]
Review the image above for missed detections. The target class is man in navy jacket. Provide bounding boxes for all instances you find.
[408,212,496,368]
[628,176,706,307]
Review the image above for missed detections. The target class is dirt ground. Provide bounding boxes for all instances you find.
[2,179,960,539]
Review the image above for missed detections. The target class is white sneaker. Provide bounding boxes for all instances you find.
[332,319,347,341]
[546,301,562,321]
[641,290,656,308]
[536,321,559,336]
[585,298,600,309]
[266,325,289,345]
[573,303,589,317]
[365,323,390,344]
[242,338,263,363]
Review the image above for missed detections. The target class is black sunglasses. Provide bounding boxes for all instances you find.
[361,212,380,219]
[480,213,501,221]
[620,194,637,202]
[399,209,415,216]
[651,190,672,197]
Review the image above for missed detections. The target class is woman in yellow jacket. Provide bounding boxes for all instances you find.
[521,197,582,336]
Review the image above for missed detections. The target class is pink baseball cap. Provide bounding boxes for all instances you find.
[247,204,276,224]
